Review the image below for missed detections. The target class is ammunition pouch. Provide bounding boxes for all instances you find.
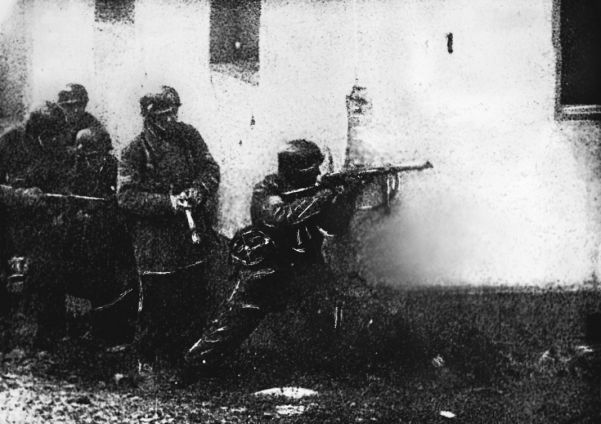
[230,226,277,267]
[6,256,30,294]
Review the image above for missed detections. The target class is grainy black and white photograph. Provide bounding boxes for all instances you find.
[0,0,600,422]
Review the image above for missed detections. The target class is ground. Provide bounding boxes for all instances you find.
[1,272,601,423]
[0,335,599,423]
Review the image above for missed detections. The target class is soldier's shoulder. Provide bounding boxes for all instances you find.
[179,122,205,140]
[0,125,26,150]
[120,134,144,157]
[254,173,282,193]
[81,112,104,128]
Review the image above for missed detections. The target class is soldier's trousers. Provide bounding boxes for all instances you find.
[186,259,334,368]
[7,260,66,350]
[135,263,209,362]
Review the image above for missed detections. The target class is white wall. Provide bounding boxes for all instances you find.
[259,0,599,286]
[3,0,601,286]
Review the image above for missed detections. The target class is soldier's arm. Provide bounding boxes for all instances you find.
[317,183,362,235]
[0,130,44,208]
[252,178,335,228]
[97,154,117,198]
[117,143,175,217]
[188,126,220,200]
[0,131,8,185]
[84,113,113,152]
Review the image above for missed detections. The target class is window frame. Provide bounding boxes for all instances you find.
[554,0,601,121]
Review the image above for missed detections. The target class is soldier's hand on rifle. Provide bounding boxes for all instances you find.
[170,192,190,212]
[180,188,204,208]
[15,187,45,207]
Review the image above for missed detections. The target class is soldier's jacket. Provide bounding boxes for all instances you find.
[68,152,117,199]
[0,126,73,267]
[232,173,356,268]
[117,123,220,273]
[0,126,72,195]
[66,112,112,153]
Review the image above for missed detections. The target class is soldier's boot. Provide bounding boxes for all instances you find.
[183,269,277,375]
[184,297,266,372]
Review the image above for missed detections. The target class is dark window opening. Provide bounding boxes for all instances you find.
[95,0,135,23]
[209,0,260,85]
[557,0,601,119]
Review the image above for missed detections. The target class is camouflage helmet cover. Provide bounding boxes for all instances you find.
[57,83,89,105]
[277,139,325,178]
[140,87,180,118]
[160,85,182,107]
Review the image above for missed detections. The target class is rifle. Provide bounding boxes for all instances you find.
[0,184,110,204]
[181,202,202,245]
[281,160,433,199]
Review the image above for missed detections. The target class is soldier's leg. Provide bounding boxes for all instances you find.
[11,260,66,350]
[185,265,282,369]
[133,272,164,361]
[135,265,209,361]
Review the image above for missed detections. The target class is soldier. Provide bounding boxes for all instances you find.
[57,83,112,153]
[0,102,71,348]
[185,139,360,374]
[61,125,137,345]
[117,86,220,360]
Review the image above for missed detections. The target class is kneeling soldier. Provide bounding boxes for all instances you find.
[185,139,360,373]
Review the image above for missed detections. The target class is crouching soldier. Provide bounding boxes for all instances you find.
[117,86,220,361]
[0,102,71,348]
[185,139,361,374]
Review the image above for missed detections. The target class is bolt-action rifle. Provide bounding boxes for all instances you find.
[0,184,110,204]
[280,160,433,200]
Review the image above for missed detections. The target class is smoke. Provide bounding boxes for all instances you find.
[345,124,596,287]
[0,0,18,26]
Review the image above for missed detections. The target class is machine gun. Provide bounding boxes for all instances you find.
[281,160,433,200]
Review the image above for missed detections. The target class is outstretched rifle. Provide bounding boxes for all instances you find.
[0,184,110,204]
[281,160,433,200]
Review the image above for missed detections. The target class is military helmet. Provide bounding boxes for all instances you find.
[139,93,171,117]
[160,85,182,107]
[25,101,66,139]
[278,139,325,178]
[57,83,89,105]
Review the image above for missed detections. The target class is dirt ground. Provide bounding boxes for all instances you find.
[0,336,600,424]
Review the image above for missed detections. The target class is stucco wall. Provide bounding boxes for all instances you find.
[1,0,601,286]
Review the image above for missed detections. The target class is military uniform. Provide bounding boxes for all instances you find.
[60,133,138,346]
[0,103,71,348]
[57,83,112,153]
[118,89,220,358]
[186,139,358,370]
[64,112,112,153]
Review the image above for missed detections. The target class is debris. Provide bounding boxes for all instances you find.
[538,350,553,364]
[431,354,445,368]
[253,387,318,399]
[5,348,25,362]
[275,405,306,416]
[574,345,594,355]
[106,344,128,353]
[113,373,126,385]
[69,395,92,405]
[440,410,456,418]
